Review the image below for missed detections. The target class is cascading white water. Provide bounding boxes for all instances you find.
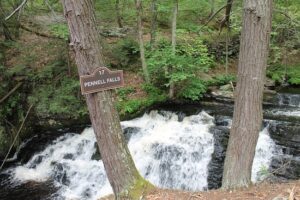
[124,111,215,191]
[251,125,281,182]
[277,93,300,107]
[11,130,112,200]
[7,110,278,200]
[271,93,300,116]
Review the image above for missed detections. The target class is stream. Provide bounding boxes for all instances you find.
[0,91,299,200]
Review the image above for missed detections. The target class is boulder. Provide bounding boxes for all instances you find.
[219,84,232,91]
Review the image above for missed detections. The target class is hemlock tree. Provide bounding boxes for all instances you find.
[115,0,123,28]
[150,0,158,48]
[135,0,150,83]
[169,0,178,99]
[61,0,153,199]
[222,0,273,189]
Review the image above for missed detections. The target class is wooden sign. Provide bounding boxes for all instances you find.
[80,67,124,95]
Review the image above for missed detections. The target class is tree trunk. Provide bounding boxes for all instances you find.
[169,0,178,99]
[115,0,123,28]
[220,0,233,30]
[225,28,230,75]
[0,2,13,40]
[61,0,153,198]
[135,0,150,83]
[209,0,215,17]
[171,0,178,54]
[222,0,273,189]
[150,0,157,49]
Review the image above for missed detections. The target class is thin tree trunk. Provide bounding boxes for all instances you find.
[171,0,178,53]
[209,0,215,17]
[225,28,230,75]
[115,0,123,28]
[61,0,153,198]
[222,0,273,189]
[169,0,178,99]
[220,0,233,31]
[150,0,157,49]
[135,0,150,83]
[0,3,13,40]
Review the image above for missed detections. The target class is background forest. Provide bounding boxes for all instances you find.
[0,0,299,162]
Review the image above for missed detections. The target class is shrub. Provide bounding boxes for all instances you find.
[146,37,214,99]
[112,38,139,68]
[208,74,237,86]
[178,78,207,100]
[267,64,300,85]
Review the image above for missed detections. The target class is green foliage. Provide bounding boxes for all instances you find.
[117,84,167,116]
[269,43,282,65]
[33,61,68,82]
[0,126,10,157]
[28,78,87,118]
[141,83,162,95]
[208,74,237,86]
[49,24,69,40]
[178,78,207,101]
[117,87,135,101]
[112,38,139,68]
[267,64,300,85]
[147,37,214,99]
[0,64,26,123]
[120,99,143,114]
[257,165,271,182]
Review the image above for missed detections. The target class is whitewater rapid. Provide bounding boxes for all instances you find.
[6,111,278,200]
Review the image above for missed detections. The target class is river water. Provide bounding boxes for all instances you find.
[0,92,299,200]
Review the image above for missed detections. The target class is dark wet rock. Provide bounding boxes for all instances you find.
[31,155,44,168]
[153,143,184,161]
[177,112,186,122]
[270,155,300,180]
[214,115,232,127]
[207,126,230,189]
[276,93,300,107]
[123,126,141,142]
[269,122,300,156]
[219,84,232,92]
[99,26,130,37]
[265,78,276,89]
[0,180,56,200]
[52,162,70,185]
[92,143,101,160]
[63,153,74,160]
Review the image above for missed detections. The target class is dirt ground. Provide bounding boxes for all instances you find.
[145,181,300,200]
[100,180,300,200]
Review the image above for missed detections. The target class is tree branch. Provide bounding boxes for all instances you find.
[20,23,64,40]
[5,0,28,21]
[202,4,227,27]
[0,104,33,170]
[274,9,300,26]
[0,82,22,104]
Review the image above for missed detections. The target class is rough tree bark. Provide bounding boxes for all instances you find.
[169,0,178,99]
[115,0,123,28]
[150,0,157,48]
[135,0,150,83]
[222,0,273,189]
[61,0,153,198]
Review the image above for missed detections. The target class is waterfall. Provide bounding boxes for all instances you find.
[269,93,300,117]
[3,111,278,200]
[124,111,215,191]
[251,125,281,182]
[277,93,300,107]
